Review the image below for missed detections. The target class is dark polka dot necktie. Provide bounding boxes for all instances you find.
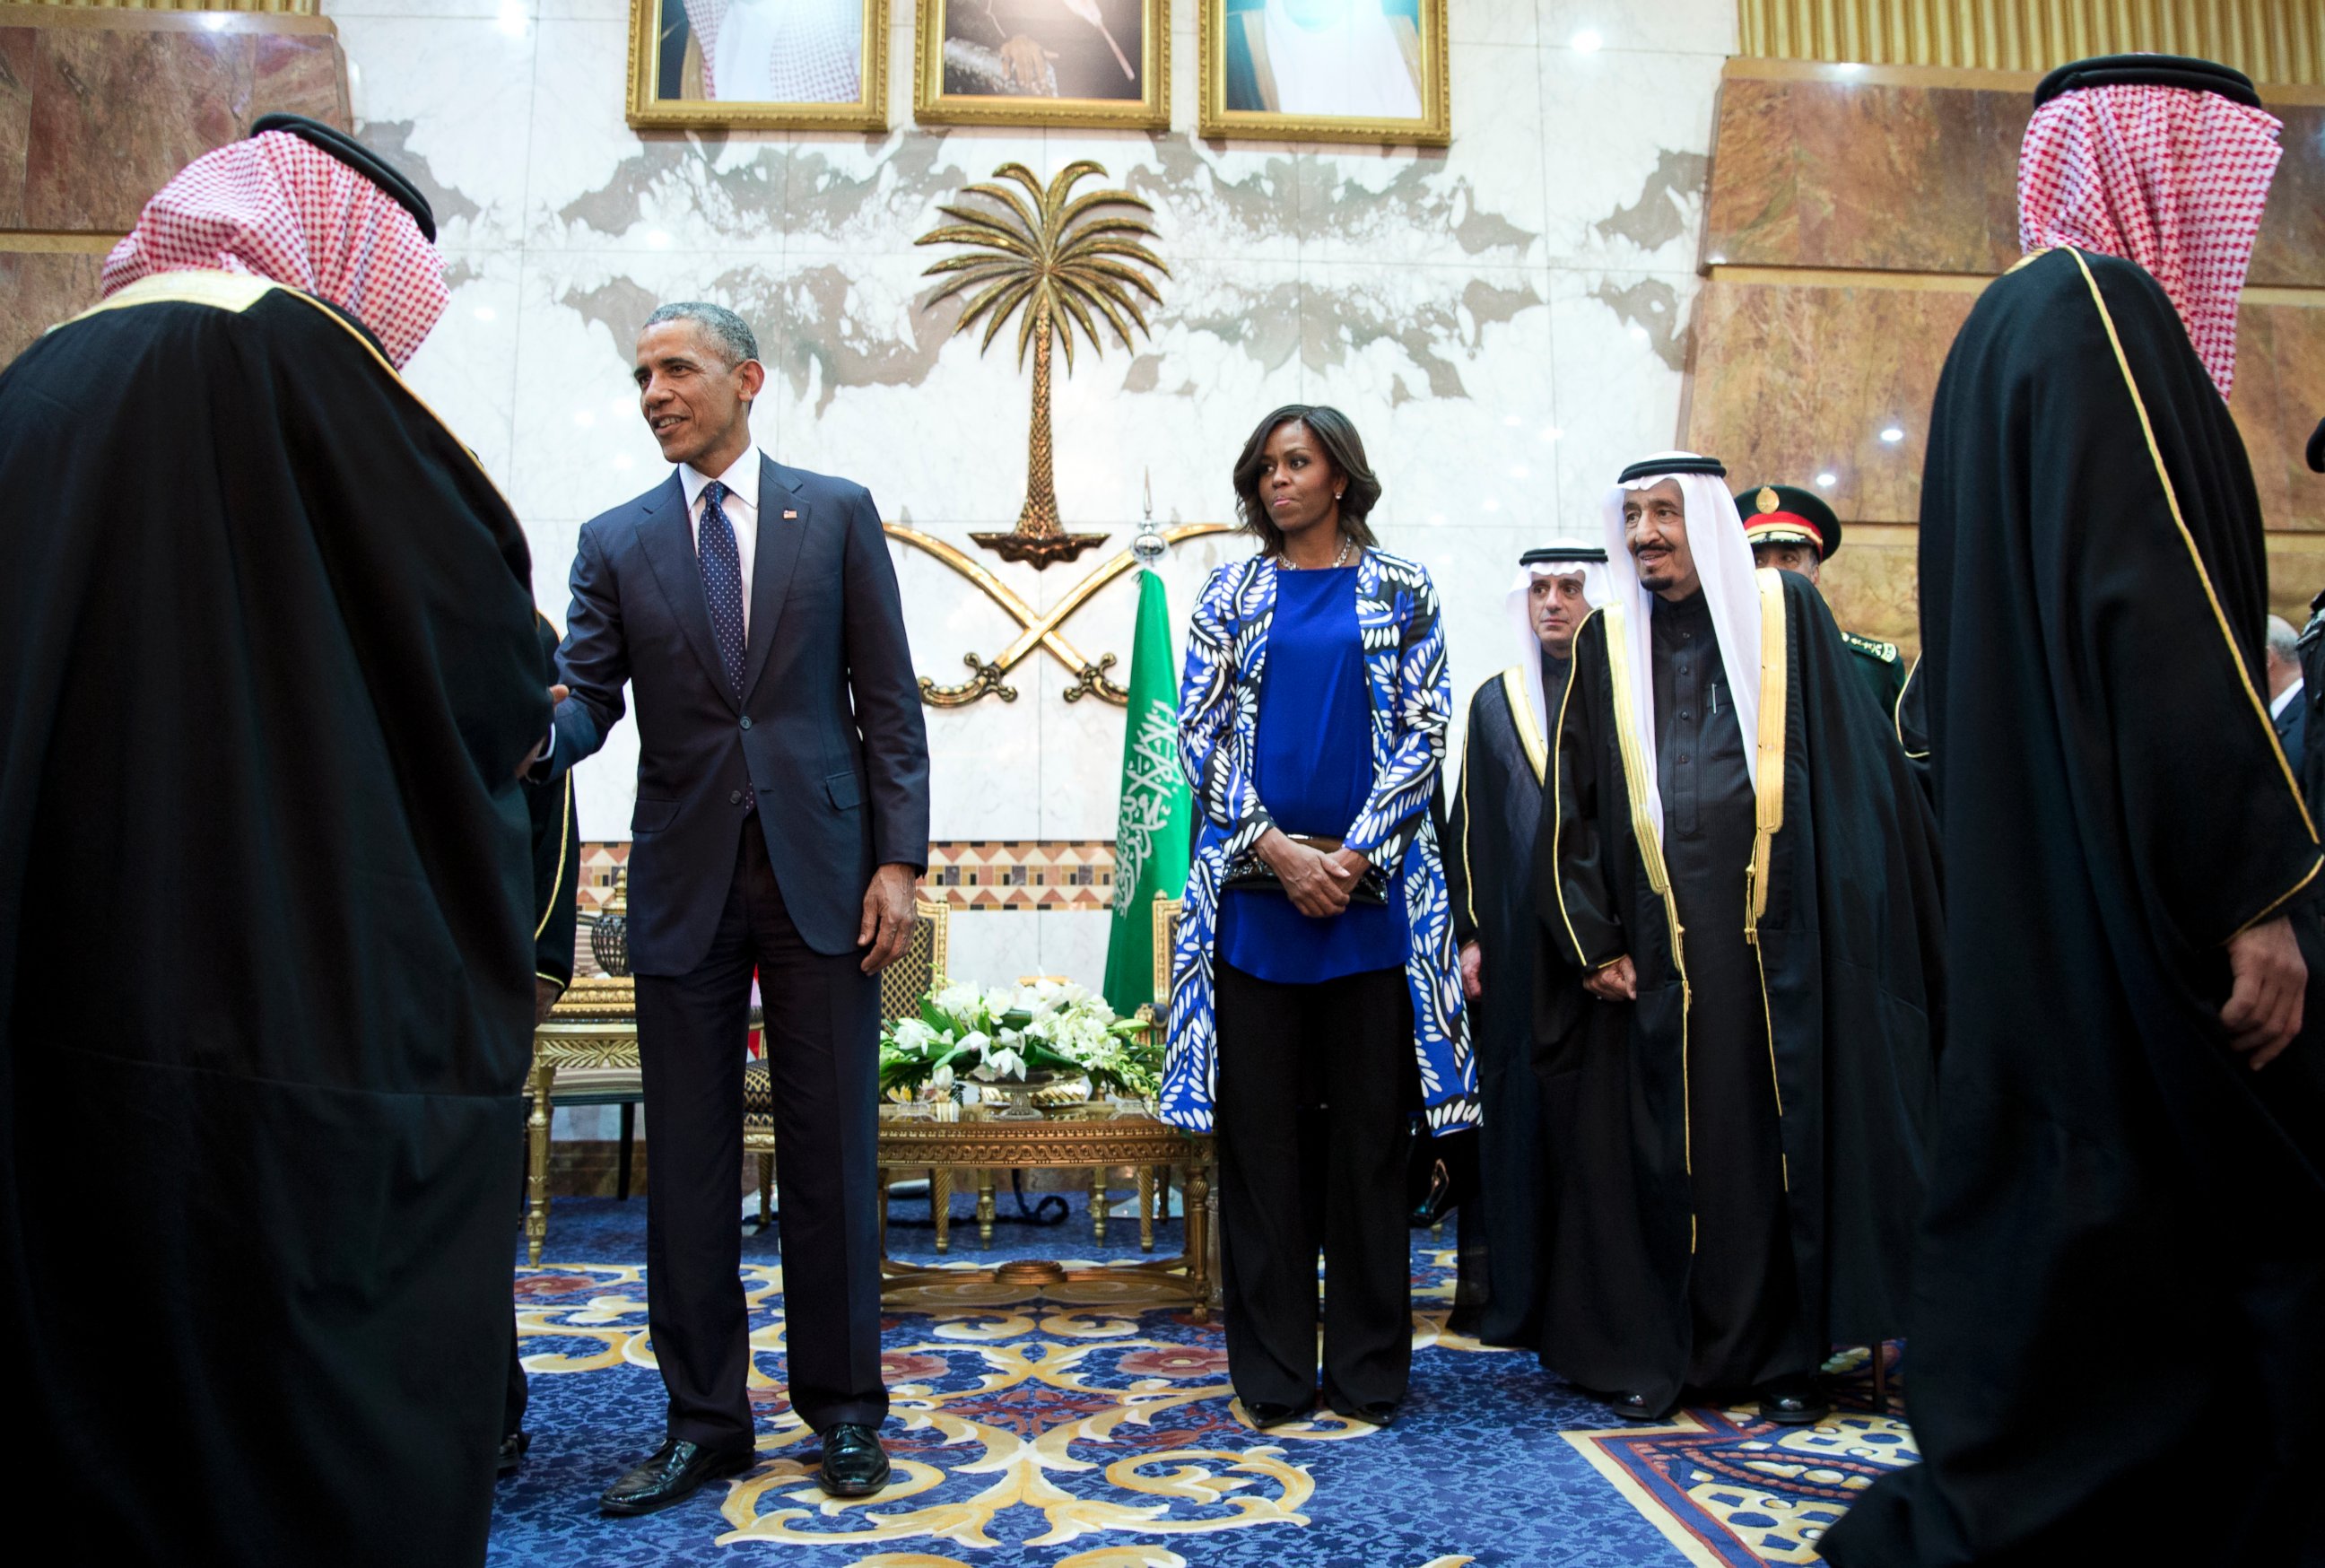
[697,479,747,704]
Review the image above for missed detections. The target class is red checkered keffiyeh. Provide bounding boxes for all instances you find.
[101,130,448,370]
[2018,76,2282,399]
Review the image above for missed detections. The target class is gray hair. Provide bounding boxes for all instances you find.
[642,301,760,368]
[2267,614,2301,665]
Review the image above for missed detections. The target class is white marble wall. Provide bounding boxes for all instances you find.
[332,0,1733,991]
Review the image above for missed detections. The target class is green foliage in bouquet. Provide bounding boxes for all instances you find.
[879,975,1160,1101]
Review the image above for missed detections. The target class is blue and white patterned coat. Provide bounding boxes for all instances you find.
[1160,548,1476,1135]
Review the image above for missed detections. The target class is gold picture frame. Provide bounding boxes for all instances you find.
[914,0,1169,129]
[1197,0,1448,145]
[626,0,890,131]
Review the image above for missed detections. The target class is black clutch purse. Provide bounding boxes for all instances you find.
[1221,835,1391,906]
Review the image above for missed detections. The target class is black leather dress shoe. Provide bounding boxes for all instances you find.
[1757,1377,1832,1426]
[599,1438,753,1516]
[1344,1401,1399,1428]
[1610,1390,1669,1424]
[497,1430,530,1479]
[1243,1400,1313,1430]
[818,1424,891,1497]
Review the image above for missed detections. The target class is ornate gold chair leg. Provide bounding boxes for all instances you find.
[1186,1159,1211,1323]
[1092,1165,1108,1244]
[757,1152,774,1228]
[977,1170,997,1250]
[933,1167,954,1255]
[525,1058,555,1267]
[1137,1166,1155,1254]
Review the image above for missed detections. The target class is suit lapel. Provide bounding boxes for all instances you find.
[741,455,808,703]
[637,473,735,710]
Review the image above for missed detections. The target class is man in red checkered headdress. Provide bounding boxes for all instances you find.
[0,117,549,1565]
[1825,56,2323,1567]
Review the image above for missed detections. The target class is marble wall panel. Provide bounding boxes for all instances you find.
[0,248,100,365]
[2233,301,2325,535]
[1702,70,2325,289]
[1816,539,1919,654]
[21,22,347,233]
[1684,276,1976,524]
[942,908,1042,988]
[2251,105,2325,291]
[1537,44,1721,271]
[1036,910,1113,987]
[1,28,33,229]
[334,12,536,250]
[1537,0,1738,57]
[1547,266,1699,513]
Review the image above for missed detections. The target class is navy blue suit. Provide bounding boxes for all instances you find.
[548,451,928,1447]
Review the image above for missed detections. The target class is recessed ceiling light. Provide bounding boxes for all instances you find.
[1816,472,1838,487]
[1571,30,1603,54]
[1880,426,1905,443]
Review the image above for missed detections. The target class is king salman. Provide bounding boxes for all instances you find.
[1826,56,2323,1566]
[1444,540,1607,1346]
[1532,453,1943,1425]
[0,118,545,1562]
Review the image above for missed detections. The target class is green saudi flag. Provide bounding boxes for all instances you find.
[1102,567,1193,1017]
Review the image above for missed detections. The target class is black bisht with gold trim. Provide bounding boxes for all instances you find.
[1825,244,2325,1565]
[1531,569,1944,1412]
[0,273,545,1563]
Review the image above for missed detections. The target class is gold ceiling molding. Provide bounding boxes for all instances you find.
[1737,0,2321,85]
[12,0,318,12]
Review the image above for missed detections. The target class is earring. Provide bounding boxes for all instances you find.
[1335,488,1345,500]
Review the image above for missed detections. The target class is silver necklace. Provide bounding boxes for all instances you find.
[1285,533,1354,570]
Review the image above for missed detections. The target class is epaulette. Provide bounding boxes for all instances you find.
[1842,631,1899,664]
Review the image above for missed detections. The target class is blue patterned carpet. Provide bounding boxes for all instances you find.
[491,1195,1913,1566]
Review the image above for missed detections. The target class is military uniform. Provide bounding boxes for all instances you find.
[1737,482,1908,728]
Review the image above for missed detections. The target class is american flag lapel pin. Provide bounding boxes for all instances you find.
[783,510,798,519]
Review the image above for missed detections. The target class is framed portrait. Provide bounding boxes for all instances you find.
[913,0,1168,128]
[626,0,889,131]
[1197,0,1448,144]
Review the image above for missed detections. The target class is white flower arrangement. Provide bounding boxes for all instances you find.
[878,973,1159,1101]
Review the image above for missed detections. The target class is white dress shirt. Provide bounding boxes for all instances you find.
[2273,679,2303,722]
[680,442,762,640]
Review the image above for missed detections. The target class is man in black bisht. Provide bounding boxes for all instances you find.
[504,612,583,1478]
[1533,452,1942,1427]
[0,120,546,1562]
[1444,540,1607,1346]
[1828,57,2322,1566]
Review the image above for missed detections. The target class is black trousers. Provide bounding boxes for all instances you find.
[1213,959,1415,1414]
[634,822,887,1450]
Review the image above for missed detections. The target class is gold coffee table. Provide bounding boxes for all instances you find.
[876,1110,1217,1320]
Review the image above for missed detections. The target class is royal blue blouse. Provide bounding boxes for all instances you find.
[1216,565,1408,982]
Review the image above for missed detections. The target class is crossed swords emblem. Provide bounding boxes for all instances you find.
[883,522,1232,706]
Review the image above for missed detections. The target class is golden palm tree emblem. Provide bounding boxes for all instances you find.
[918,160,1169,569]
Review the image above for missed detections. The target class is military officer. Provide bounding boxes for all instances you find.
[1737,483,1906,720]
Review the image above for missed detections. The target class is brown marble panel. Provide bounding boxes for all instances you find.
[2251,105,2325,292]
[1684,277,1977,526]
[2233,302,2325,533]
[0,248,100,367]
[2268,548,2325,630]
[1701,77,1800,266]
[1703,72,2323,287]
[0,29,31,229]
[21,28,344,233]
[1816,543,1920,657]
